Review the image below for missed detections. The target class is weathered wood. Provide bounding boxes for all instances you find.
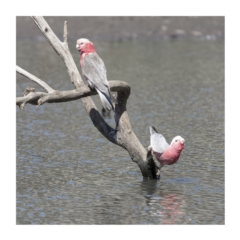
[16,16,160,179]
[31,17,82,88]
[17,91,47,109]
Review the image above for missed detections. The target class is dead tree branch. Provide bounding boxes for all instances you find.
[16,16,159,179]
[16,67,129,107]
[31,17,82,88]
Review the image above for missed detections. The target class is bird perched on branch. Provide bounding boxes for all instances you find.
[149,126,185,169]
[76,38,116,112]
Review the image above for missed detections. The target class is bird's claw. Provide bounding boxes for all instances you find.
[147,145,152,152]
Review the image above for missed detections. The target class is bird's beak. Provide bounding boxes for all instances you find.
[181,138,185,145]
[76,44,80,50]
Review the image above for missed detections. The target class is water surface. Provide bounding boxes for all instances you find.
[16,39,224,224]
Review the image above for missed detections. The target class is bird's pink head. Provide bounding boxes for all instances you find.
[170,136,185,152]
[76,38,95,54]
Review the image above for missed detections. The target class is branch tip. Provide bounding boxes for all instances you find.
[63,21,68,44]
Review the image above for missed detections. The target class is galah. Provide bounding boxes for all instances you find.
[76,38,116,112]
[149,126,185,169]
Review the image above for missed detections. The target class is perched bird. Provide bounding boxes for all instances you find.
[149,126,185,169]
[76,38,116,112]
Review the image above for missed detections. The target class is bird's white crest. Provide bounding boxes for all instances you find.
[77,38,92,44]
[170,136,185,145]
[76,38,93,50]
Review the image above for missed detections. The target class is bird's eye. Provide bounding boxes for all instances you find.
[80,42,83,45]
[175,139,178,142]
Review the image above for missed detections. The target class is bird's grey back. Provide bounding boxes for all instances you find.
[150,126,169,153]
[82,52,109,93]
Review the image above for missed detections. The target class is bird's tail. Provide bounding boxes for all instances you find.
[96,89,114,112]
[150,126,158,135]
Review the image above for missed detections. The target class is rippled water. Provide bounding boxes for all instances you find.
[16,39,224,224]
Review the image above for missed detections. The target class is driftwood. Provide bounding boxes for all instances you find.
[16,16,160,179]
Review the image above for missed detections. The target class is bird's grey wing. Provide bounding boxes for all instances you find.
[150,126,169,153]
[82,53,110,95]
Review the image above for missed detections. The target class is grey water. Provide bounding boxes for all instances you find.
[16,39,224,224]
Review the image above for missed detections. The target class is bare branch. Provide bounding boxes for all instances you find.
[17,89,85,108]
[31,16,82,88]
[16,66,54,93]
[16,65,130,107]
[16,91,48,109]
[20,16,160,178]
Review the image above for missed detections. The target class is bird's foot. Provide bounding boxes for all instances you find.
[147,145,152,151]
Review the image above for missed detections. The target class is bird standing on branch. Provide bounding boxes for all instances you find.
[149,126,185,169]
[76,38,116,112]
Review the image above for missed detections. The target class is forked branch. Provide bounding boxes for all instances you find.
[16,16,159,179]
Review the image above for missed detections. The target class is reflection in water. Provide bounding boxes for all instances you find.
[158,192,184,224]
[141,179,185,224]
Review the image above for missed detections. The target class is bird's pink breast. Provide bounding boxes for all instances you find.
[153,144,183,166]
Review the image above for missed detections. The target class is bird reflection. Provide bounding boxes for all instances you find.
[158,192,184,224]
[141,179,185,224]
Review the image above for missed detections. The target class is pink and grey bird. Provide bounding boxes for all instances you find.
[149,126,185,169]
[76,38,116,111]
